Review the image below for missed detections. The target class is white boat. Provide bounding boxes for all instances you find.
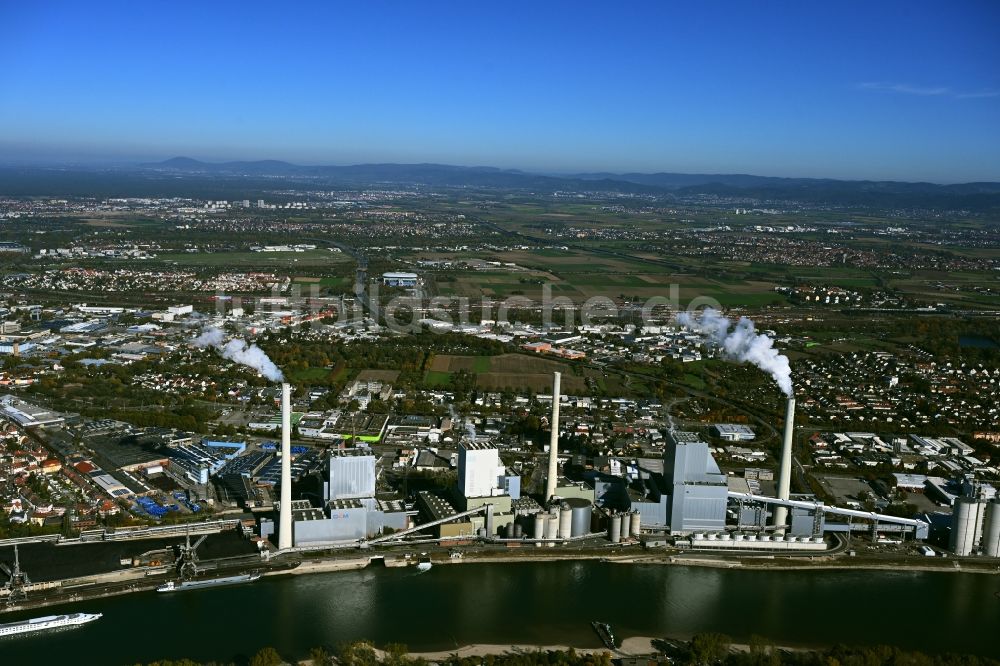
[416,561,432,572]
[0,613,102,638]
[157,572,261,593]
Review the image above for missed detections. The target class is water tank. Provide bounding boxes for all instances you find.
[620,513,631,540]
[982,499,1000,558]
[513,523,524,539]
[533,513,546,541]
[609,514,622,543]
[505,523,516,539]
[558,504,573,539]
[734,533,745,542]
[560,498,591,537]
[477,527,487,539]
[629,511,641,538]
[545,514,559,546]
[951,497,986,556]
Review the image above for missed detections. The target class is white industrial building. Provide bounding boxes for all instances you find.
[710,423,756,441]
[326,450,377,501]
[458,443,507,498]
[382,272,418,287]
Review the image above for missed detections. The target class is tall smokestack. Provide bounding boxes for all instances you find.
[278,383,293,550]
[773,397,795,534]
[545,372,561,502]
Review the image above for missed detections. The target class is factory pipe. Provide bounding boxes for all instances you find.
[278,382,294,550]
[545,372,561,502]
[772,397,795,534]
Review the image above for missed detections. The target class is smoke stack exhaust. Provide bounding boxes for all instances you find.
[773,397,795,534]
[278,383,293,550]
[545,372,561,502]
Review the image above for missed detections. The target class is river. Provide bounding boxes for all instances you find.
[1,561,998,664]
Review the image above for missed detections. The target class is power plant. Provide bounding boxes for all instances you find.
[260,373,931,555]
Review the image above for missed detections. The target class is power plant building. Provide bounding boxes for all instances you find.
[664,431,728,533]
[455,442,520,535]
[458,443,507,498]
[292,499,369,545]
[326,450,377,501]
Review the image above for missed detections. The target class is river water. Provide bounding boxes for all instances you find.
[1,561,998,664]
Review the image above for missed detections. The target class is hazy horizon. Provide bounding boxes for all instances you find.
[2,2,999,182]
[2,151,999,186]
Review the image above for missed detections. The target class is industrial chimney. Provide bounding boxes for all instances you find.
[544,372,561,502]
[773,397,795,534]
[278,382,293,550]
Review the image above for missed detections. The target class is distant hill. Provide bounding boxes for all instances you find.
[0,158,996,211]
[137,158,658,193]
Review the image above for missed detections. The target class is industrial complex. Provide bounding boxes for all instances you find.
[1,364,995,615]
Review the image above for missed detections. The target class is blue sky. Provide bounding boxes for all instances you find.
[1,1,998,181]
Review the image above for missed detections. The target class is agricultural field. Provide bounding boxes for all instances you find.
[157,249,352,270]
[354,369,402,383]
[425,353,589,393]
[421,251,788,306]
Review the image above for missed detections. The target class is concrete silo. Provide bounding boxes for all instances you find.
[558,504,573,539]
[564,498,592,537]
[950,496,986,556]
[982,498,1000,558]
[545,513,559,547]
[533,513,546,545]
[629,511,642,538]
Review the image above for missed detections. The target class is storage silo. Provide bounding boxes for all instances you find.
[558,504,573,539]
[950,496,986,556]
[533,513,546,541]
[565,498,592,537]
[620,512,631,540]
[629,511,641,538]
[513,523,524,539]
[982,499,1000,558]
[609,514,621,543]
[545,513,559,546]
[505,523,516,539]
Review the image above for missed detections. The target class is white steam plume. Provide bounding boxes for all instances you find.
[192,327,284,382]
[678,308,793,396]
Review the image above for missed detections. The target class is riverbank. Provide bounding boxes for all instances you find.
[347,635,808,662]
[5,544,999,616]
[434,548,1000,576]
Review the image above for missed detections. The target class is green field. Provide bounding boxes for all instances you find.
[423,370,452,387]
[158,249,352,269]
[285,366,335,383]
